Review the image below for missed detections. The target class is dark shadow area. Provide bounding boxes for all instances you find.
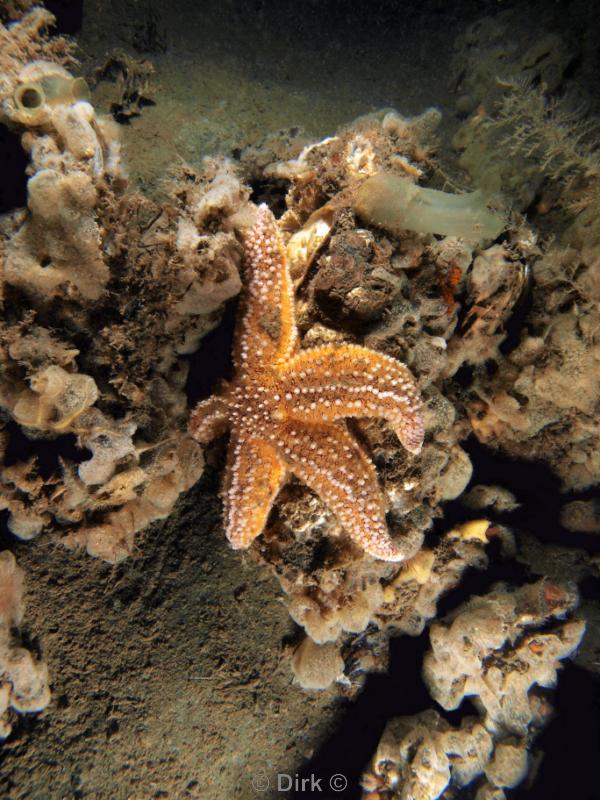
[0,124,28,214]
[0,510,15,550]
[248,179,288,216]
[110,94,155,124]
[185,300,237,405]
[436,549,531,621]
[215,0,526,52]
[499,267,534,356]
[461,436,600,555]
[44,0,83,35]
[3,420,90,480]
[291,631,432,798]
[0,422,91,538]
[513,664,600,800]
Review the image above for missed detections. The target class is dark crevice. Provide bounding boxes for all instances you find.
[248,179,288,215]
[3,420,91,480]
[561,52,584,82]
[436,557,531,621]
[185,299,237,406]
[0,510,15,549]
[0,124,28,214]
[44,0,84,35]
[453,363,474,389]
[579,575,600,603]
[461,436,600,554]
[499,265,534,356]
[292,631,432,799]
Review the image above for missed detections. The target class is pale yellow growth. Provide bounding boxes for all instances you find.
[291,638,344,691]
[450,519,491,543]
[389,549,436,594]
[286,205,334,286]
[13,366,98,433]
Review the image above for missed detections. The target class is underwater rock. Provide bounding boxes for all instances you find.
[61,433,204,562]
[451,11,574,117]
[362,711,495,800]
[462,484,520,514]
[2,66,118,300]
[0,551,50,738]
[0,13,246,562]
[445,241,532,375]
[424,580,584,735]
[1,7,598,798]
[291,637,344,691]
[0,9,76,105]
[9,365,98,433]
[560,499,600,534]
[467,245,600,491]
[362,579,584,799]
[223,107,521,673]
[450,10,600,224]
[91,49,155,124]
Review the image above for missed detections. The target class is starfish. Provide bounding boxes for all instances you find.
[189,204,424,561]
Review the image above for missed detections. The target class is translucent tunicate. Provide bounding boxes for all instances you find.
[13,75,91,122]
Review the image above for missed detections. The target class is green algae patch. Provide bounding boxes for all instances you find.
[354,173,505,242]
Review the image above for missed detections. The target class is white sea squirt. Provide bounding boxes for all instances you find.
[355,172,505,242]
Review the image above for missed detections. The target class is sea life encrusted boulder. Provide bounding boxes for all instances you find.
[362,580,585,799]
[0,10,248,562]
[0,551,50,739]
[189,204,424,561]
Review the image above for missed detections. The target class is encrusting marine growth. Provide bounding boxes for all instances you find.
[354,172,504,242]
[0,551,50,739]
[362,580,584,799]
[0,8,593,789]
[0,9,248,562]
[189,204,425,561]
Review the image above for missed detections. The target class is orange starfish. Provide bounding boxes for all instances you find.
[189,205,424,561]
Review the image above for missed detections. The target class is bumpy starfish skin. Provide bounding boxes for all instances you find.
[189,204,424,561]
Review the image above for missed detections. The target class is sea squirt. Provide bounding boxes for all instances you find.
[9,62,90,126]
[354,172,504,242]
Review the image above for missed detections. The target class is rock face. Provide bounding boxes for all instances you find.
[362,581,584,799]
[0,552,50,738]
[0,10,249,562]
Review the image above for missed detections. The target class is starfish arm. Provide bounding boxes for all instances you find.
[189,395,230,443]
[234,205,298,374]
[278,421,404,562]
[279,344,425,454]
[223,433,287,549]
